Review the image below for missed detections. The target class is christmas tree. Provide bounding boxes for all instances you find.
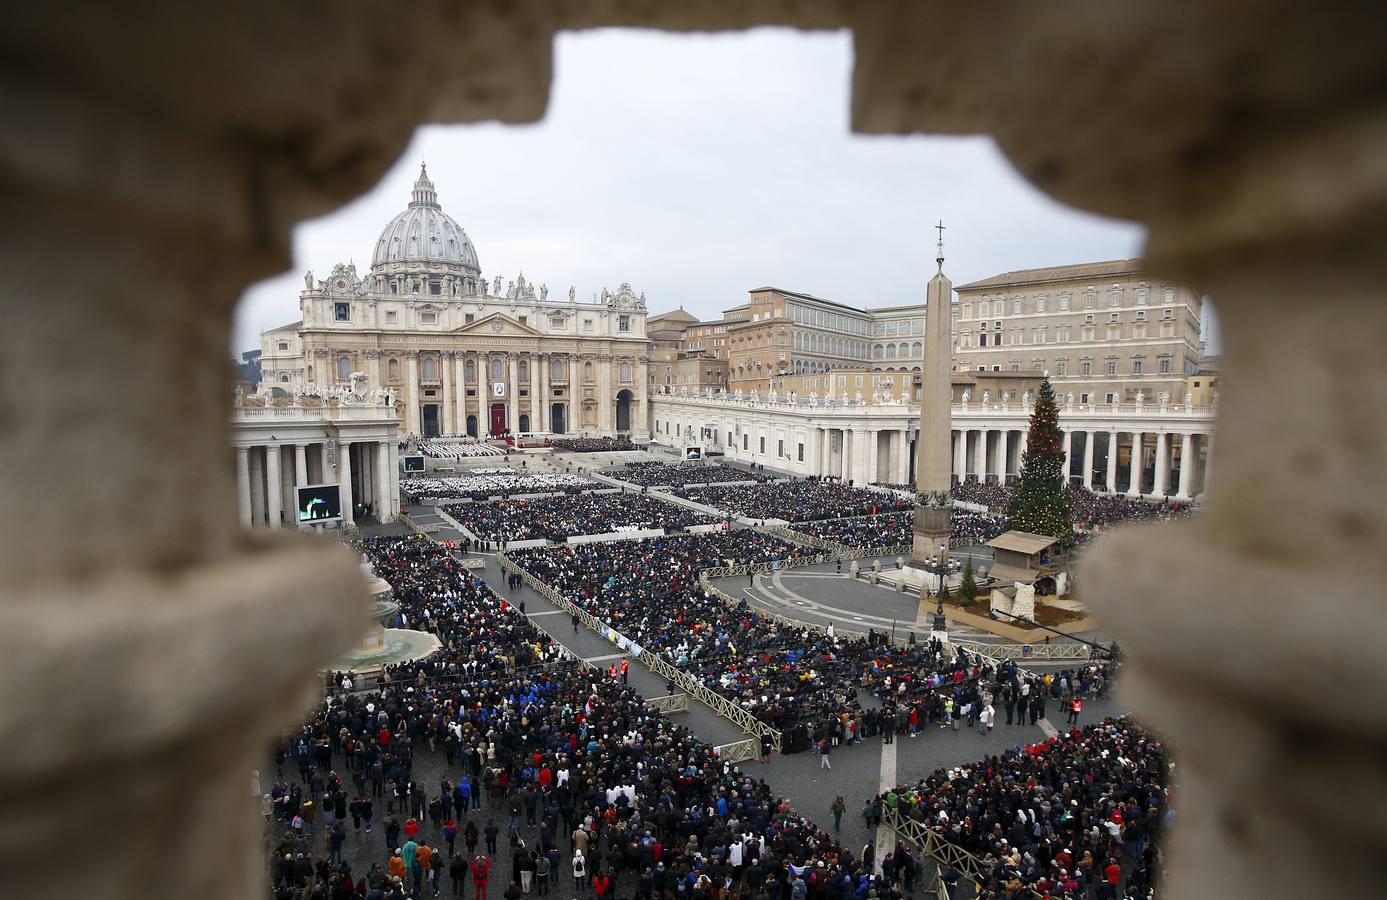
[959,558,978,606]
[1005,377,1074,540]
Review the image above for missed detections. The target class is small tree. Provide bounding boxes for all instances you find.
[959,559,978,606]
[1006,377,1074,540]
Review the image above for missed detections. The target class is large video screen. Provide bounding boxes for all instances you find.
[296,483,343,524]
[684,446,703,461]
[402,454,426,473]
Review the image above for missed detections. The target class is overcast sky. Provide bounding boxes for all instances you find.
[234,28,1219,354]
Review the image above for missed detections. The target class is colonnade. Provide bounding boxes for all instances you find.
[233,439,400,529]
[653,398,1214,501]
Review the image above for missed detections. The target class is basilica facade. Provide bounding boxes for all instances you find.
[260,164,650,438]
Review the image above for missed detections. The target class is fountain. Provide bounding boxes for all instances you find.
[328,558,442,673]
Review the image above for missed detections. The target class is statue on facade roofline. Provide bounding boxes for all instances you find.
[1159,390,1170,408]
[304,270,314,290]
[568,285,576,303]
[493,274,502,296]
[540,284,548,300]
[982,389,990,405]
[233,385,244,407]
[1023,390,1031,406]
[961,389,970,405]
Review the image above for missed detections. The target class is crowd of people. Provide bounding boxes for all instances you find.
[403,472,594,503]
[791,512,915,550]
[673,482,913,523]
[267,533,928,900]
[611,463,772,489]
[880,714,1164,898]
[950,482,1195,531]
[442,493,719,544]
[550,437,638,453]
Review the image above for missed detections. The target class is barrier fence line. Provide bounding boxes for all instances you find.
[950,639,1104,661]
[641,693,691,714]
[497,552,786,752]
[883,807,1044,900]
[713,738,760,764]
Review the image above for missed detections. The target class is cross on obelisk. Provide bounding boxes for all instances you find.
[934,220,946,268]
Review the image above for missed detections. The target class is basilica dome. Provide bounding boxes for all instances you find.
[371,164,480,275]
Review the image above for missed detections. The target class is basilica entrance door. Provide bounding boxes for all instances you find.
[550,403,566,434]
[422,404,440,438]
[489,403,507,435]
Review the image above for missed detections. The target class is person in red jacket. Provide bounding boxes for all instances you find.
[472,853,493,900]
[591,870,611,898]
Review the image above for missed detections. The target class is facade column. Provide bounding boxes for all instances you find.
[1105,430,1119,493]
[441,351,456,436]
[994,430,1009,483]
[807,426,820,476]
[1127,431,1144,497]
[1082,431,1096,490]
[265,444,283,529]
[366,350,382,391]
[1176,432,1195,500]
[634,357,649,438]
[973,429,987,482]
[294,443,307,489]
[405,352,420,436]
[953,429,967,484]
[455,352,468,437]
[389,442,400,518]
[597,354,613,435]
[820,428,832,478]
[896,430,911,484]
[569,355,580,434]
[339,441,354,526]
[234,447,251,528]
[536,353,549,432]
[319,444,330,485]
[1153,432,1171,497]
[377,440,392,520]
[507,352,520,432]
[527,352,540,432]
[1062,430,1073,484]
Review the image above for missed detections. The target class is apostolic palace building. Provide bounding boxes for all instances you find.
[259,164,651,439]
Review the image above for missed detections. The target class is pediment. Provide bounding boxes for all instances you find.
[452,312,543,337]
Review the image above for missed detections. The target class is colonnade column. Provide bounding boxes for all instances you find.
[1082,431,1096,490]
[1062,431,1073,484]
[265,444,282,529]
[294,444,307,491]
[377,440,392,520]
[896,430,911,484]
[1153,432,1171,497]
[360,444,374,518]
[866,429,879,484]
[1105,431,1119,492]
[1127,432,1144,497]
[1176,433,1195,500]
[248,448,265,525]
[993,430,1009,483]
[820,428,832,478]
[339,441,354,526]
[953,429,967,484]
[389,442,400,519]
[973,428,987,482]
[235,448,251,527]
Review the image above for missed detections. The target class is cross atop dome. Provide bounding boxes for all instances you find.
[409,162,439,210]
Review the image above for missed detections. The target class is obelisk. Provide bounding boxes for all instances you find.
[911,223,954,635]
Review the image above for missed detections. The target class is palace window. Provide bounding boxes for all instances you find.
[583,319,593,332]
[518,361,528,382]
[465,360,474,381]
[1056,360,1068,376]
[429,281,441,295]
[389,358,400,381]
[337,356,351,380]
[334,302,350,322]
[1058,293,1072,311]
[279,373,290,383]
[1159,357,1172,374]
[386,311,397,323]
[1080,359,1092,376]
[618,315,631,332]
[1012,298,1023,315]
[1109,286,1123,307]
[584,361,594,382]
[421,357,438,380]
[1132,359,1145,374]
[1035,294,1048,313]
[491,358,503,381]
[551,357,564,381]
[420,312,437,324]
[1106,359,1117,375]
[619,361,631,383]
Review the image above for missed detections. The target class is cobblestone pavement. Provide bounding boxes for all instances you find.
[264,513,1128,897]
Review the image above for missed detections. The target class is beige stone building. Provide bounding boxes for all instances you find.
[953,260,1205,405]
[263,165,651,439]
[647,307,727,392]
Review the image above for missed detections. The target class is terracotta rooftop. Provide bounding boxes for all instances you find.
[955,259,1142,291]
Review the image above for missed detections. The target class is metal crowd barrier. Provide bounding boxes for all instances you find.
[496,552,787,752]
